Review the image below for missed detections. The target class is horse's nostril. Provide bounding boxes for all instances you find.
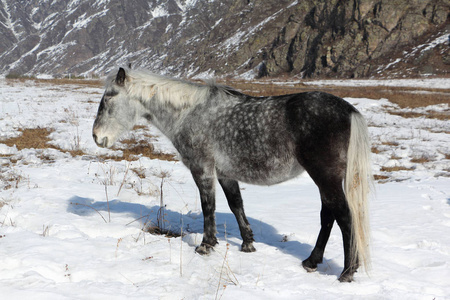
[93,134,108,147]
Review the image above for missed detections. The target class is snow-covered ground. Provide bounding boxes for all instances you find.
[305,78,450,89]
[0,78,449,299]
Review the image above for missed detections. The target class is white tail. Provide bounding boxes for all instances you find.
[345,112,373,272]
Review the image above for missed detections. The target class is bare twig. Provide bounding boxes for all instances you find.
[104,183,110,222]
[70,202,107,223]
[180,214,183,277]
[117,161,131,197]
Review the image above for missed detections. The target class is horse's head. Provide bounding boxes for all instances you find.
[93,67,139,148]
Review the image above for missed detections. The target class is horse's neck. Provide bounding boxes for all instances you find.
[142,99,185,140]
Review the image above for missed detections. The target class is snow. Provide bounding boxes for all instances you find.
[152,5,169,18]
[382,58,402,70]
[305,78,450,89]
[71,9,109,31]
[1,78,450,299]
[176,0,199,12]
[220,2,295,54]
[406,33,449,59]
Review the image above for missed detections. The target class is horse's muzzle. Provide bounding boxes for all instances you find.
[93,134,108,148]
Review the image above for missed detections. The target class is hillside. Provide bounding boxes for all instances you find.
[0,0,449,78]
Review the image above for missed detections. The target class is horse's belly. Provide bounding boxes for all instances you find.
[215,153,304,185]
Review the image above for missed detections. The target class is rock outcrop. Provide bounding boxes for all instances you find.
[0,0,448,78]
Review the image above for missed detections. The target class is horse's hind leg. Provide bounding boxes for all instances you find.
[309,179,357,282]
[218,178,256,252]
[333,195,358,282]
[302,204,335,272]
[301,157,358,281]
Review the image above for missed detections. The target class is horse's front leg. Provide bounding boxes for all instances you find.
[191,168,218,255]
[218,178,255,252]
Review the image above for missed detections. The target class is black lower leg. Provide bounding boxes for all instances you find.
[196,198,218,254]
[302,205,335,272]
[192,170,218,255]
[219,178,255,252]
[334,204,358,282]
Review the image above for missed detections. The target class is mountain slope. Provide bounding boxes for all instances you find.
[0,0,448,78]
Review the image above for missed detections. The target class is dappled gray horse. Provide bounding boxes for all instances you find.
[93,67,372,282]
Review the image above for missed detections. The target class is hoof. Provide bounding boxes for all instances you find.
[195,244,212,255]
[338,266,357,282]
[302,259,318,273]
[241,242,256,253]
[338,273,354,283]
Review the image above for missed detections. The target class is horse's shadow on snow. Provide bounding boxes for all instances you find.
[67,196,341,276]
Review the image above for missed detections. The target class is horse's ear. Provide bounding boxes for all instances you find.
[116,67,126,86]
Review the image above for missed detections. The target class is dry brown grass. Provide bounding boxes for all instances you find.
[387,110,449,120]
[0,128,85,158]
[1,128,54,150]
[371,146,382,154]
[381,141,399,146]
[390,154,402,160]
[6,77,102,88]
[0,128,176,162]
[8,76,448,109]
[380,166,414,172]
[110,138,177,162]
[410,155,433,163]
[220,79,450,109]
[373,174,390,181]
[144,225,181,238]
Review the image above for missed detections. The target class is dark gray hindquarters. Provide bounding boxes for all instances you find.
[285,92,358,282]
[285,92,355,176]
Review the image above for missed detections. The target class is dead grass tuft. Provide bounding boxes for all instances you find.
[374,174,390,181]
[390,154,402,160]
[144,225,181,238]
[0,170,24,190]
[102,138,177,162]
[131,167,146,179]
[1,128,84,158]
[381,141,399,146]
[380,166,414,172]
[410,155,433,163]
[371,146,382,154]
[1,128,54,150]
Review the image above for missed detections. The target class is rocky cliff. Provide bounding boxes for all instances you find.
[0,0,449,78]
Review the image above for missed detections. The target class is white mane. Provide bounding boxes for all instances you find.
[109,68,214,108]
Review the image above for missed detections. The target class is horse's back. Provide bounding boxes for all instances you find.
[285,91,356,131]
[180,91,356,185]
